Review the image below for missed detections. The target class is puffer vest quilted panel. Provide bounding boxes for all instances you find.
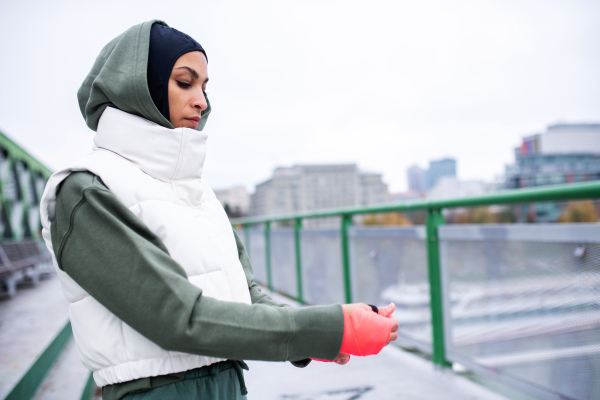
[40,108,251,386]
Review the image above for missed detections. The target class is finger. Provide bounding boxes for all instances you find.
[391,316,399,332]
[389,332,398,343]
[378,303,396,317]
[335,353,351,365]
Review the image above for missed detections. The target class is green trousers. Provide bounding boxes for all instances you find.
[121,361,248,400]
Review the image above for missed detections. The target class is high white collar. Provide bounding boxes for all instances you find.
[94,107,208,182]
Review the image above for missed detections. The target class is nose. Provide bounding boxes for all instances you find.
[191,90,208,111]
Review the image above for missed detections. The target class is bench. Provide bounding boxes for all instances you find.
[0,239,53,298]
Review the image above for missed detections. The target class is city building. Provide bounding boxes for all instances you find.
[504,123,600,221]
[407,165,426,192]
[407,158,457,192]
[427,176,494,200]
[426,158,457,190]
[214,186,250,217]
[505,123,600,189]
[249,164,388,226]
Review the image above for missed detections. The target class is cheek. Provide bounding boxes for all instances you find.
[167,87,185,118]
[167,82,177,107]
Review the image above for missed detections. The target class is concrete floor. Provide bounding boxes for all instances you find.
[0,274,71,399]
[245,290,508,400]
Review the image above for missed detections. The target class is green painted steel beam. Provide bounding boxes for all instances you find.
[294,218,304,304]
[231,181,600,225]
[0,130,52,178]
[80,372,96,400]
[341,214,353,304]
[264,221,272,291]
[425,209,452,368]
[0,130,53,241]
[243,224,251,258]
[5,321,73,400]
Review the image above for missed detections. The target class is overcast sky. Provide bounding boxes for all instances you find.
[0,0,599,192]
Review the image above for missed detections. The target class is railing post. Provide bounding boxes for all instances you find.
[264,221,273,291]
[426,208,451,368]
[341,214,353,304]
[244,224,251,258]
[294,218,304,304]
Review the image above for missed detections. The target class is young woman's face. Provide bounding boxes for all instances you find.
[168,51,209,129]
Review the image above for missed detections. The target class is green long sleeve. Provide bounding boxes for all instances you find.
[51,172,343,363]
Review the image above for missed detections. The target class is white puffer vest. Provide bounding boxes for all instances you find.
[40,107,251,387]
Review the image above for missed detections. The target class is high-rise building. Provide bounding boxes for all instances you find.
[249,164,388,226]
[426,158,457,190]
[407,165,426,192]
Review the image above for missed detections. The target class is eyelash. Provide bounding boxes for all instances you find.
[177,81,191,89]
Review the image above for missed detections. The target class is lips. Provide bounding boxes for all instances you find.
[185,117,201,128]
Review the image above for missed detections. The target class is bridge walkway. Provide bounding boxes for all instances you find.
[245,290,514,400]
[1,274,518,400]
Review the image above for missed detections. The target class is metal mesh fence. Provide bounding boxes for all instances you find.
[349,226,431,352]
[440,224,600,400]
[300,228,345,305]
[270,228,298,298]
[246,226,266,284]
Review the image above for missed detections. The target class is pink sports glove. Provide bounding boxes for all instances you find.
[339,307,393,356]
[312,303,395,362]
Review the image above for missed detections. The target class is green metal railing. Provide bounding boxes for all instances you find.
[0,130,52,240]
[232,181,600,368]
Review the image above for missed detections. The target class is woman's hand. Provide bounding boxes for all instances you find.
[313,302,399,364]
[341,303,398,343]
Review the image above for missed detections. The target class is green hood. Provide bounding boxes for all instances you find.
[77,20,211,132]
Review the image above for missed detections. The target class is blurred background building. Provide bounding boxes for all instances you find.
[426,176,495,200]
[407,165,426,193]
[426,158,457,190]
[406,158,458,194]
[505,123,600,189]
[249,164,388,226]
[213,186,250,218]
[504,123,600,221]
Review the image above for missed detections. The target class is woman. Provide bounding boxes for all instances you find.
[40,20,398,399]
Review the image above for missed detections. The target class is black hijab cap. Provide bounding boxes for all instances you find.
[147,23,207,123]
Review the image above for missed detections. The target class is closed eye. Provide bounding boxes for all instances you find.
[177,81,191,89]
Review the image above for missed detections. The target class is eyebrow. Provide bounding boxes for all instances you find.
[175,66,209,84]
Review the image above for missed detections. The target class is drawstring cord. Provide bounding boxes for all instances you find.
[231,360,249,395]
[207,360,248,396]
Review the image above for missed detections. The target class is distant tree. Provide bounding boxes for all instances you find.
[362,212,412,226]
[362,214,379,225]
[471,207,497,224]
[496,207,517,223]
[450,207,501,224]
[276,220,295,228]
[558,200,599,223]
[382,212,412,226]
[410,210,427,225]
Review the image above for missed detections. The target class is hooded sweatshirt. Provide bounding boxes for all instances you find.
[77,20,211,132]
[40,19,343,393]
